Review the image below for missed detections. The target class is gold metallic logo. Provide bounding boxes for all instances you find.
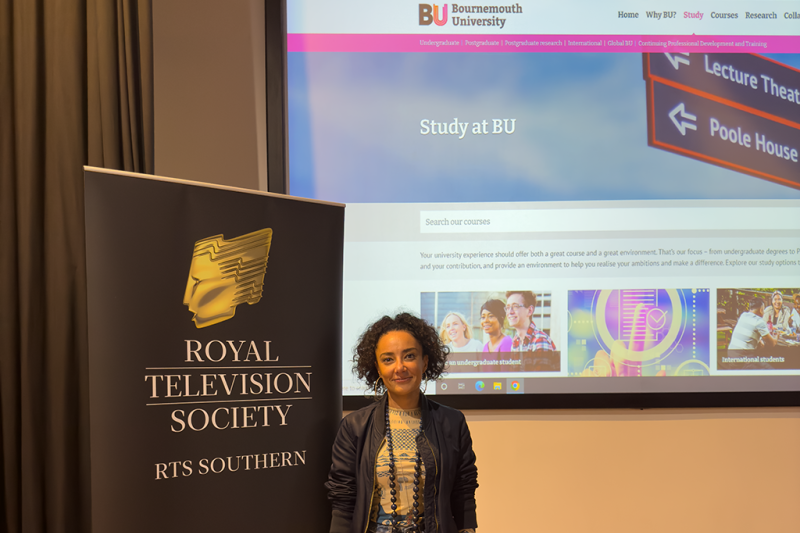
[183,228,273,328]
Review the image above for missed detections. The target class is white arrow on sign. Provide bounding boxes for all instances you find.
[664,53,690,70]
[669,103,697,136]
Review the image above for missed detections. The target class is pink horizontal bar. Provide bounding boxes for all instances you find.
[287,33,800,54]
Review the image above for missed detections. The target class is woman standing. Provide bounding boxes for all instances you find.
[326,313,478,533]
[479,300,512,353]
[439,312,483,352]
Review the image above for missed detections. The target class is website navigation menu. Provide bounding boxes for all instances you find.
[288,1,800,53]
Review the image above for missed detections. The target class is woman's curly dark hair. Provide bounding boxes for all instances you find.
[353,312,448,393]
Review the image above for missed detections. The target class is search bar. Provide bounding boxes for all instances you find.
[420,207,800,233]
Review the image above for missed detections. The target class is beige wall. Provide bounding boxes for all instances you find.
[153,0,267,190]
[465,407,800,532]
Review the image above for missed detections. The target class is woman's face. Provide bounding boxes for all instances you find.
[444,314,467,342]
[480,310,502,337]
[773,294,783,310]
[376,330,428,408]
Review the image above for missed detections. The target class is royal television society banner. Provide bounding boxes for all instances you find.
[84,168,344,532]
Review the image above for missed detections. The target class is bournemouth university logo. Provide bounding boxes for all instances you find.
[183,228,273,328]
[420,3,524,28]
[419,3,448,25]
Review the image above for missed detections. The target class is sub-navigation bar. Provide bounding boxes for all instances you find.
[288,34,800,53]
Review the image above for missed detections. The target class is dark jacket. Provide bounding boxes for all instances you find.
[326,394,478,533]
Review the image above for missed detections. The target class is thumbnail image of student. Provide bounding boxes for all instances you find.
[728,297,778,350]
[505,291,556,351]
[791,294,800,329]
[440,312,483,352]
[763,291,791,330]
[480,299,512,353]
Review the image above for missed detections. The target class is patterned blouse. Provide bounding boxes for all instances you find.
[370,407,476,533]
[371,407,426,532]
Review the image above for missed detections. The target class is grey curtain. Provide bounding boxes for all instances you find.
[0,2,153,532]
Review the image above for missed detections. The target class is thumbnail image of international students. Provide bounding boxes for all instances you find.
[420,290,560,373]
[567,289,710,377]
[717,289,800,370]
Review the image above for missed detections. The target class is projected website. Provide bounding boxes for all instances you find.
[287,0,800,396]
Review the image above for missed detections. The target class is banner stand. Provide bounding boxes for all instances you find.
[85,167,344,532]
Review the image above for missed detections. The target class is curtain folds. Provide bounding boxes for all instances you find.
[88,0,154,173]
[0,2,153,532]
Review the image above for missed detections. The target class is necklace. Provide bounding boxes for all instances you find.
[385,404,423,533]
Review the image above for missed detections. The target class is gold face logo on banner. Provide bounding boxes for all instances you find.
[183,228,273,328]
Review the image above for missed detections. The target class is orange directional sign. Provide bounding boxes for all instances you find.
[645,53,800,127]
[644,53,800,189]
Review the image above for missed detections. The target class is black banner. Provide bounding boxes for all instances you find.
[85,168,344,532]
